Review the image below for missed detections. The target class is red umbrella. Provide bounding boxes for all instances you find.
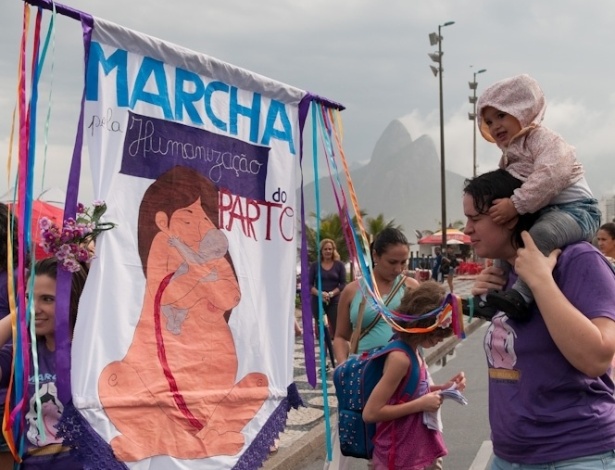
[417,229,471,245]
[8,200,64,260]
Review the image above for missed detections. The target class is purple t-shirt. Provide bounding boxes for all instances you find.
[0,342,83,469]
[0,271,13,415]
[485,242,615,464]
[308,260,347,297]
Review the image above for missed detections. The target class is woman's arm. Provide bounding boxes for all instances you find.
[363,351,442,423]
[333,281,357,364]
[0,315,12,350]
[308,262,318,296]
[516,232,615,376]
[0,315,13,383]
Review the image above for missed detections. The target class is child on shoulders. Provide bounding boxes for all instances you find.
[476,74,600,321]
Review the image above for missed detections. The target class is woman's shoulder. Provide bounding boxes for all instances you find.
[345,279,360,293]
[557,242,613,275]
[560,241,603,259]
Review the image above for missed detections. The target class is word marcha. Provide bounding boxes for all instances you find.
[86,42,297,155]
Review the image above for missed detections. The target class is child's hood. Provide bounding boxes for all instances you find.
[476,74,546,144]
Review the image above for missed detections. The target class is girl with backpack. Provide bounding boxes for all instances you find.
[362,281,466,470]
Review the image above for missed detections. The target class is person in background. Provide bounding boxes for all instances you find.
[0,257,88,469]
[476,74,600,321]
[465,169,615,469]
[597,223,615,380]
[309,239,347,339]
[440,246,457,294]
[431,246,442,282]
[596,222,615,265]
[334,228,420,360]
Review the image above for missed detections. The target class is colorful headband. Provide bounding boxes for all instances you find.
[382,293,464,337]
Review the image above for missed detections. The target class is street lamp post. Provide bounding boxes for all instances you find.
[468,68,486,177]
[428,21,455,253]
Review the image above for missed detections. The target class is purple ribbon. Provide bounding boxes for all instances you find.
[24,0,94,404]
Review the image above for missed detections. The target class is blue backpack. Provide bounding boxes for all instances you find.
[333,339,420,459]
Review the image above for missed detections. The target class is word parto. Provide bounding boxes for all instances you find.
[86,42,297,155]
[219,188,294,242]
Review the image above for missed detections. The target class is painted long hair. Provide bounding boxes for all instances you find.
[137,166,237,320]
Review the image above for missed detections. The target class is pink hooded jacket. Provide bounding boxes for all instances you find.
[476,74,586,215]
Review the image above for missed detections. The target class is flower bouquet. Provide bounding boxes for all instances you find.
[39,200,116,272]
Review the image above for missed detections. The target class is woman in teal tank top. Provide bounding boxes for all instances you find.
[333,228,420,360]
[326,228,420,470]
[347,276,407,352]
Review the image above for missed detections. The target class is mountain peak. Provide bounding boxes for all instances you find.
[371,119,413,163]
[299,118,467,242]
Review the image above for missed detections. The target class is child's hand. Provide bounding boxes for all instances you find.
[420,391,443,412]
[488,198,518,225]
[444,371,466,392]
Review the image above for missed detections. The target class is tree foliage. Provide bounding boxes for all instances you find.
[301,211,402,263]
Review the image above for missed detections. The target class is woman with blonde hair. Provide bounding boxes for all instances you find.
[309,238,347,338]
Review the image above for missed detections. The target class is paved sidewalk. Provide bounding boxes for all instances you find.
[263,276,479,469]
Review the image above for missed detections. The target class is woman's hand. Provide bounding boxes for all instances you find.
[515,231,560,290]
[471,266,507,296]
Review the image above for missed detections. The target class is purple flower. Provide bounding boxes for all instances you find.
[63,258,81,273]
[41,200,115,271]
[76,248,90,263]
[39,217,52,231]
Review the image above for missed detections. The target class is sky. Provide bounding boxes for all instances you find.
[1,0,615,204]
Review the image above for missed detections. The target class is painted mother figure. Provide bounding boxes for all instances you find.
[99,166,268,462]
